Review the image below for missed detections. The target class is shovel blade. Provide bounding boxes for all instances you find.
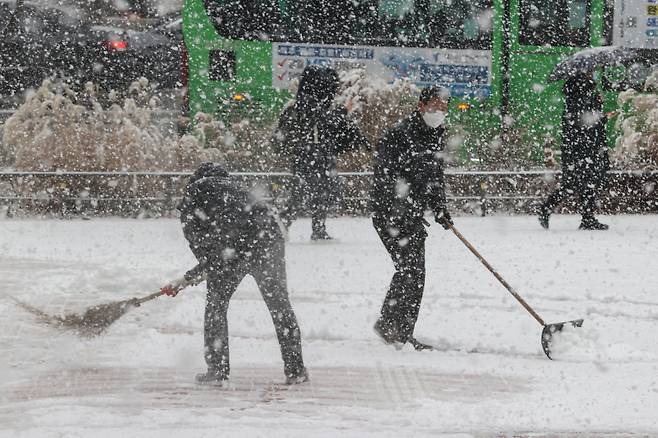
[541,319,584,360]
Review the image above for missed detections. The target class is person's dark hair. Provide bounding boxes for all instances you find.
[178,162,230,212]
[563,72,597,102]
[419,85,451,104]
[297,66,340,102]
[295,65,340,116]
[297,65,325,99]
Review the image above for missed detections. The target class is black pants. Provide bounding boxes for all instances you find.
[282,173,331,235]
[542,172,598,220]
[373,217,427,342]
[203,239,305,379]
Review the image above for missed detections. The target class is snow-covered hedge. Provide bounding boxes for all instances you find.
[0,72,428,173]
[333,70,419,170]
[614,70,658,168]
[337,70,418,139]
[1,78,222,171]
[0,78,229,215]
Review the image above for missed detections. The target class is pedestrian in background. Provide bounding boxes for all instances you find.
[273,65,370,240]
[539,72,610,230]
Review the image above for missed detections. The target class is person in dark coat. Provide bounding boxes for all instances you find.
[161,162,308,385]
[371,86,453,351]
[273,65,370,240]
[539,72,610,230]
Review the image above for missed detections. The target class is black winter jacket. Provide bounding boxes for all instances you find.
[178,175,281,282]
[371,111,447,230]
[274,104,370,180]
[561,77,610,187]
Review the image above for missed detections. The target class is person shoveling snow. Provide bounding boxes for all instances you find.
[161,162,309,386]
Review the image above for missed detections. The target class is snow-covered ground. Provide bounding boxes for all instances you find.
[1,215,657,437]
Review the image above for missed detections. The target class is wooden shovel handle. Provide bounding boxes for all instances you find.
[448,225,546,327]
[134,290,166,305]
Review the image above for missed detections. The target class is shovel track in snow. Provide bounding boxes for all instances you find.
[3,365,526,409]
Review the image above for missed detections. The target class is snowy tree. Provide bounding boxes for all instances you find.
[2,78,221,172]
[613,70,658,168]
[1,78,222,214]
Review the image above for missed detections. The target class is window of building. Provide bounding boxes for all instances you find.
[519,0,590,47]
[204,0,493,49]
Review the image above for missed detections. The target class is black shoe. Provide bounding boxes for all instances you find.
[373,319,403,345]
[407,337,434,351]
[195,370,228,386]
[281,215,293,230]
[538,207,550,229]
[579,219,609,230]
[311,230,333,241]
[285,367,309,385]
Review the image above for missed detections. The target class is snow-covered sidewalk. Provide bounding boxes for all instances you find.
[1,216,657,437]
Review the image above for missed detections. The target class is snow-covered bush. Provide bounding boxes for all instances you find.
[190,110,286,171]
[218,69,422,172]
[337,69,538,169]
[335,69,418,170]
[337,69,418,141]
[613,71,658,168]
[1,78,224,214]
[2,78,222,171]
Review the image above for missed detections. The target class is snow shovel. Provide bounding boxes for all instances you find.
[447,224,583,359]
[9,276,200,337]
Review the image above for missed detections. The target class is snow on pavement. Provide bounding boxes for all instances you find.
[1,215,657,437]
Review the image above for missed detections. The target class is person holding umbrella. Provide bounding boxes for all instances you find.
[539,71,610,230]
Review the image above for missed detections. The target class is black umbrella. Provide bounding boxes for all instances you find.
[548,46,638,82]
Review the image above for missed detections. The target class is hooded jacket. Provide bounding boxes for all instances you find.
[178,163,281,281]
[561,74,609,186]
[273,66,369,180]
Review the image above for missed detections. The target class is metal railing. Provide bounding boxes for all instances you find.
[1,169,657,217]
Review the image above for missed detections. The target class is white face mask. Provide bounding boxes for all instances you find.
[422,111,446,128]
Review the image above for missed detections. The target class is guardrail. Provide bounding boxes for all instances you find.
[1,169,657,217]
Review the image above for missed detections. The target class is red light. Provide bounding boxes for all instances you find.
[104,40,128,51]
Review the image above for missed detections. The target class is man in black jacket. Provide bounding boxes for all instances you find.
[371,86,453,350]
[162,163,308,385]
[273,65,370,240]
[539,73,610,230]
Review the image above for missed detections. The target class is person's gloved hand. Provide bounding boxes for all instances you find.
[161,284,181,297]
[435,209,453,230]
[160,277,188,298]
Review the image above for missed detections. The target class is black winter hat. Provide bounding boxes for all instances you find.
[419,85,451,103]
[297,65,340,104]
[190,162,229,184]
